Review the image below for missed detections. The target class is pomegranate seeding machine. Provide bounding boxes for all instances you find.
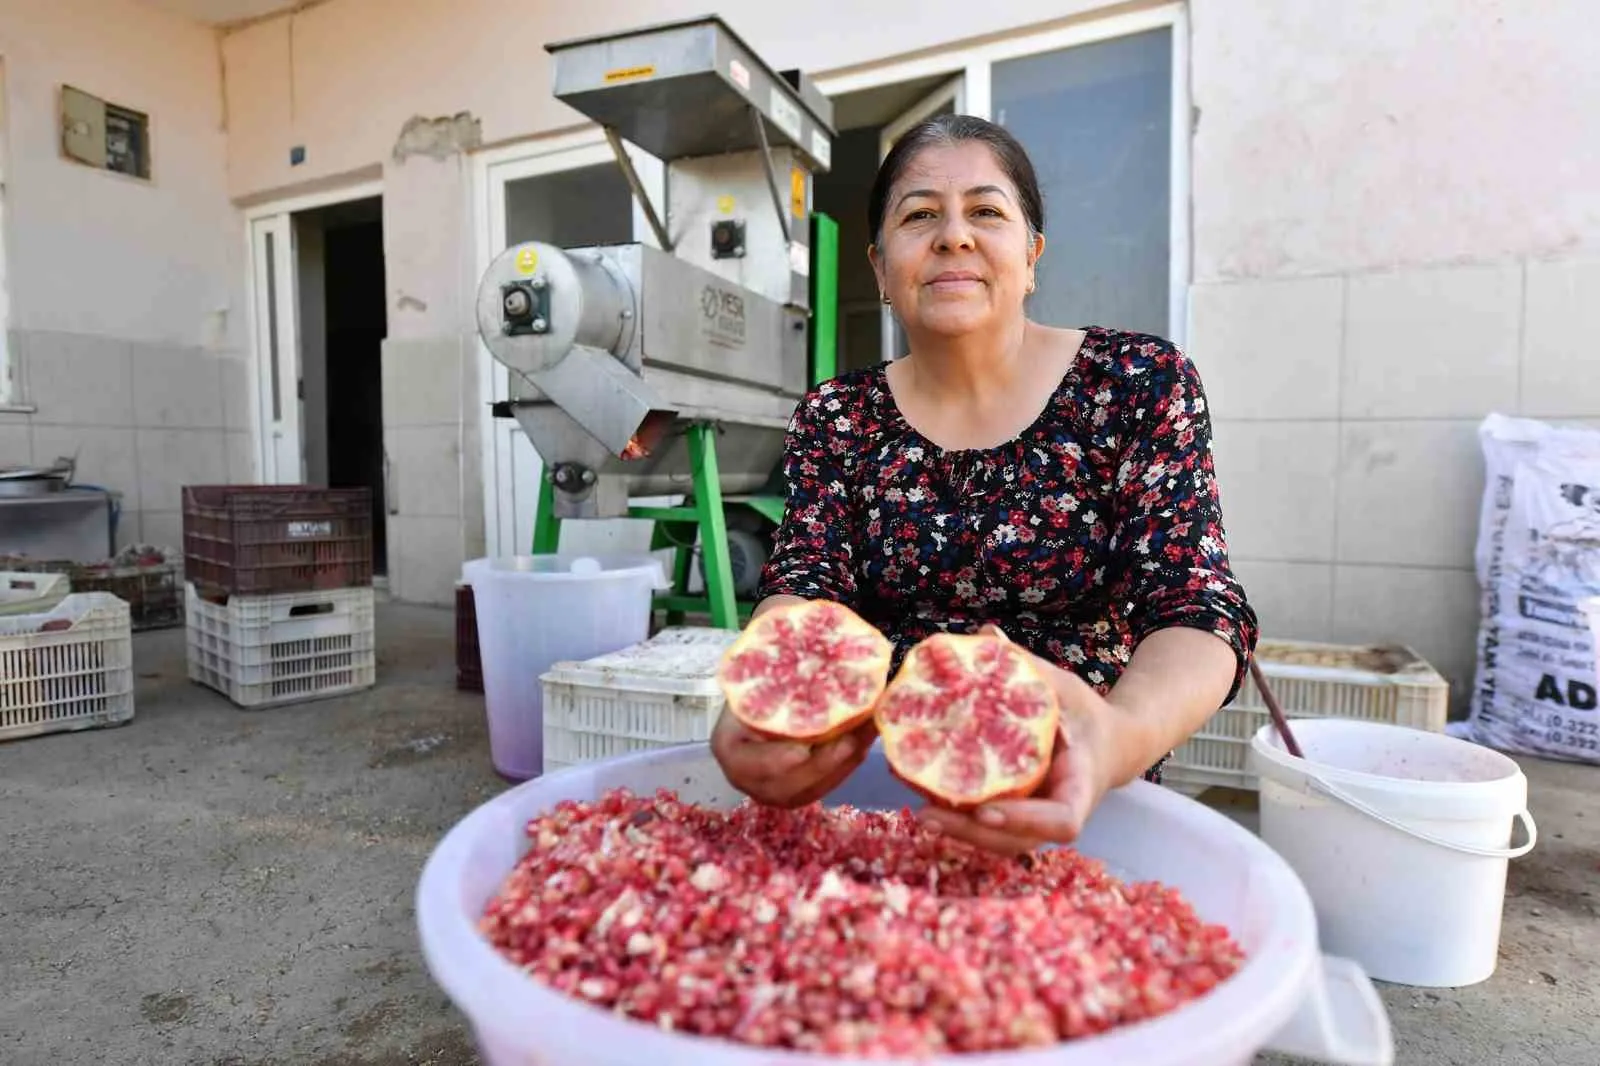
[474,16,840,628]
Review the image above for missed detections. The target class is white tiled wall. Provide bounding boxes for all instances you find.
[1340,264,1522,420]
[1329,564,1484,702]
[1209,421,1339,561]
[381,336,464,606]
[1186,275,1344,421]
[0,416,31,471]
[0,329,247,554]
[1228,559,1336,643]
[1521,258,1600,418]
[1333,420,1485,569]
[1190,253,1600,715]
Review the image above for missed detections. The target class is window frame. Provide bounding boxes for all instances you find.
[813,2,1192,346]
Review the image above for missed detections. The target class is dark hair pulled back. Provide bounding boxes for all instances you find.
[867,113,1045,247]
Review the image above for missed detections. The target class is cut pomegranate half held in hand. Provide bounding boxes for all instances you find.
[875,632,1061,810]
[716,599,894,742]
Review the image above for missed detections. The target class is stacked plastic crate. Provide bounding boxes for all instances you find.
[181,485,377,709]
[0,574,135,743]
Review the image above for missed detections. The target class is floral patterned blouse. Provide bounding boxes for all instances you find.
[756,327,1260,782]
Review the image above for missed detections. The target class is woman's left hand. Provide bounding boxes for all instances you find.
[916,628,1125,855]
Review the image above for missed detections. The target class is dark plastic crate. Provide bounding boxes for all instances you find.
[183,485,373,597]
[456,582,482,693]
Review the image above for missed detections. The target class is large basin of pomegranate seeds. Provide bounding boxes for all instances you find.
[417,743,1394,1066]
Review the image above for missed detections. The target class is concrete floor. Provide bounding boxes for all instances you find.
[2,602,1596,1066]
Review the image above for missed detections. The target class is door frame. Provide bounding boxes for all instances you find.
[814,1,1191,346]
[470,129,663,559]
[876,73,966,359]
[241,180,384,485]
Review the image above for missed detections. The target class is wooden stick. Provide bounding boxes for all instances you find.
[1250,657,1304,758]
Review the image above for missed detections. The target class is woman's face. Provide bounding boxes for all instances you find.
[869,139,1044,341]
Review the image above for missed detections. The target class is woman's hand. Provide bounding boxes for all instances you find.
[710,708,877,809]
[916,627,1124,855]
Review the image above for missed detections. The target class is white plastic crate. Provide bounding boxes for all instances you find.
[1164,639,1450,795]
[0,592,135,743]
[0,571,70,617]
[540,626,740,771]
[186,583,376,709]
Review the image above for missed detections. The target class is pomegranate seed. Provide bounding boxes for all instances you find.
[478,788,1246,1055]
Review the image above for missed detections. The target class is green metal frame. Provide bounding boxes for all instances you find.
[810,212,839,384]
[529,211,840,630]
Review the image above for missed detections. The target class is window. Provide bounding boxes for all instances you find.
[992,27,1174,338]
[814,3,1189,344]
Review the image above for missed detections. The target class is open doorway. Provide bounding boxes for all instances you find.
[293,196,389,576]
[812,75,960,373]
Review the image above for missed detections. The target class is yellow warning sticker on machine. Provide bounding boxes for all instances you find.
[603,65,656,83]
[717,194,736,215]
[790,167,807,219]
[515,248,539,275]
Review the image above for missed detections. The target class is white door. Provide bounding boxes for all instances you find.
[877,75,966,361]
[476,136,664,558]
[248,213,303,483]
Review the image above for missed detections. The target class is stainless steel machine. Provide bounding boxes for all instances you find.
[474,16,839,627]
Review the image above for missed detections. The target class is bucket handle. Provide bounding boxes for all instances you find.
[1305,774,1538,860]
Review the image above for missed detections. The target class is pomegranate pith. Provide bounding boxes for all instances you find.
[717,600,893,742]
[876,633,1060,810]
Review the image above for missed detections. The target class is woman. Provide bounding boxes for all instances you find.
[711,114,1259,855]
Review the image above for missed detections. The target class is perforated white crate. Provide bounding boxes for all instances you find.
[0,592,134,743]
[1163,638,1450,795]
[540,626,740,771]
[185,583,376,709]
[0,571,70,617]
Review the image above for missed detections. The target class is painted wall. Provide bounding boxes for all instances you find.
[1190,0,1600,280]
[219,0,1112,201]
[213,0,1600,725]
[0,0,250,557]
[1185,0,1600,712]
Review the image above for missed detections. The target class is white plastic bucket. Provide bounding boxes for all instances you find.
[1250,719,1537,988]
[417,742,1394,1066]
[462,554,668,781]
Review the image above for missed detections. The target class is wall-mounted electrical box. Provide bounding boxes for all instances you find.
[61,85,150,180]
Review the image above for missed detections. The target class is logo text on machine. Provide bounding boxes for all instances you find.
[700,284,746,349]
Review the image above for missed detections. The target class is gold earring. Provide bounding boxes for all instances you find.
[881,294,892,305]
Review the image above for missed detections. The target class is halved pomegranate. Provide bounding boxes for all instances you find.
[875,633,1061,809]
[717,600,894,742]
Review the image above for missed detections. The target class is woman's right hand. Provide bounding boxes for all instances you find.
[710,708,875,809]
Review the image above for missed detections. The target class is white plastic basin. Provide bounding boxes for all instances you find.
[417,743,1394,1066]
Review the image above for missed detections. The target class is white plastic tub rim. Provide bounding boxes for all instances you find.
[1250,719,1538,861]
[462,553,671,589]
[416,743,1394,1066]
